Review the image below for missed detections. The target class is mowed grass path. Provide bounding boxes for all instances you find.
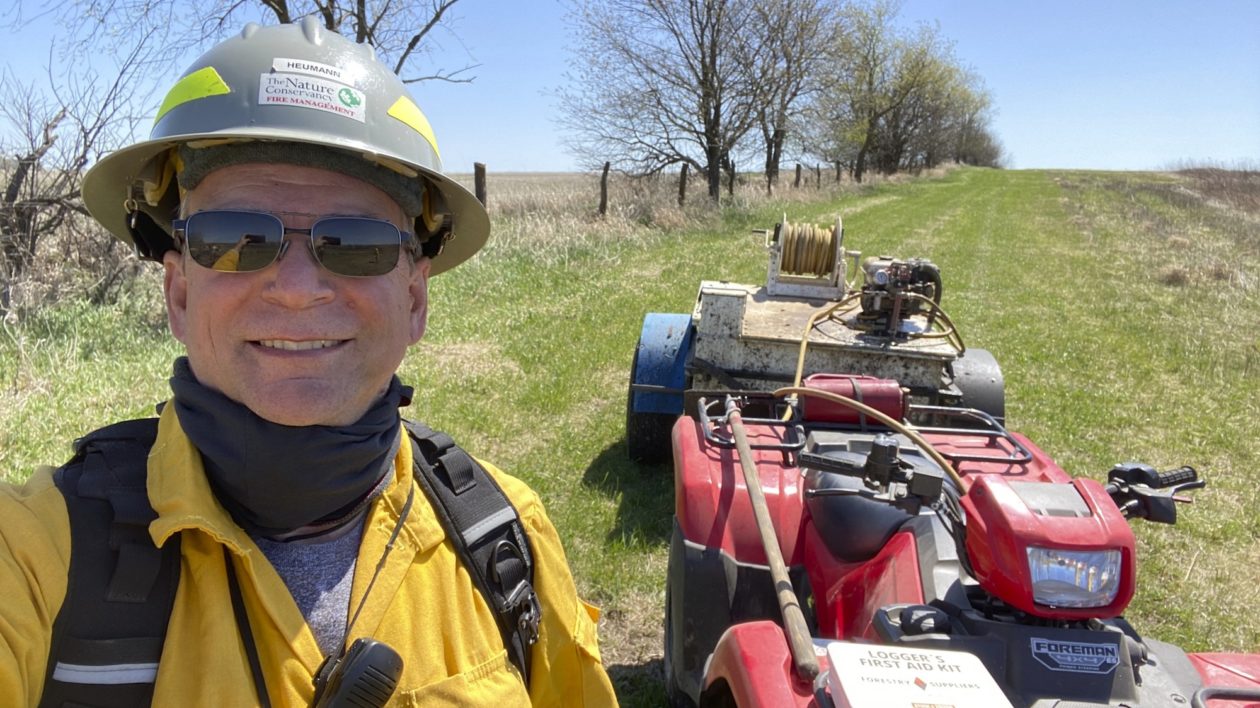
[2,168,1256,706]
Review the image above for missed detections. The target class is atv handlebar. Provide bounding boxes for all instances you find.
[1108,462,1198,489]
[1105,463,1205,525]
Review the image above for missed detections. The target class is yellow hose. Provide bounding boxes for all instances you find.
[791,293,861,388]
[829,292,966,354]
[778,221,837,276]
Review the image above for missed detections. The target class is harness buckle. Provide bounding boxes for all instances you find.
[492,539,541,645]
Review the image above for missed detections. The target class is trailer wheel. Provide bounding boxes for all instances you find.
[626,347,678,464]
[951,347,1006,425]
[626,313,693,464]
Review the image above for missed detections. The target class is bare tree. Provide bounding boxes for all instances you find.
[560,0,760,202]
[0,40,151,312]
[740,0,837,194]
[65,0,476,85]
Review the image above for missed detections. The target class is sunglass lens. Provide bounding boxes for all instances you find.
[186,211,283,272]
[311,218,402,277]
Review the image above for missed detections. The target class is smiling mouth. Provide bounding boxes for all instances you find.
[256,339,344,351]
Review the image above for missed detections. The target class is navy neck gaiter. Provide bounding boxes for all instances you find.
[168,357,410,537]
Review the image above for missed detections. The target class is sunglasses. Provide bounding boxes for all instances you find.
[171,210,417,277]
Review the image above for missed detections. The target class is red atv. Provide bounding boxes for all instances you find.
[627,220,1260,707]
[663,381,1260,707]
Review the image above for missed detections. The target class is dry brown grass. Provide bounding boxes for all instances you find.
[1057,167,1260,298]
[1177,165,1260,215]
[441,167,913,268]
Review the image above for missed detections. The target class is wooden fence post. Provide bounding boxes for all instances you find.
[599,161,611,217]
[474,162,487,206]
[678,164,689,207]
[835,161,842,182]
[815,164,821,189]
[794,163,802,188]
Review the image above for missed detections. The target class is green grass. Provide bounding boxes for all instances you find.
[3,167,1257,706]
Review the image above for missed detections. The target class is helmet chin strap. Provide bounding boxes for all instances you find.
[124,202,177,261]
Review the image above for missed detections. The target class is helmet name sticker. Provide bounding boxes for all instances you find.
[259,73,366,123]
[272,57,346,83]
[1030,638,1120,675]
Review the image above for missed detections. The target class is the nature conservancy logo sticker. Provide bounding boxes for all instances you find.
[259,72,366,122]
[1030,637,1120,675]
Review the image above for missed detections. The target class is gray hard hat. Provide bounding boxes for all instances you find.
[81,17,488,276]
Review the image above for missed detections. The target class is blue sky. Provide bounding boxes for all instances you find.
[3,1,1257,173]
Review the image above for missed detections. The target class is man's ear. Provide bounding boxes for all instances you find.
[162,249,189,343]
[409,256,432,344]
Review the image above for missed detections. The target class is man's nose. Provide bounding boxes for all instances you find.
[260,233,335,307]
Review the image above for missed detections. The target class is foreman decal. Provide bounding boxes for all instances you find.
[1030,637,1120,675]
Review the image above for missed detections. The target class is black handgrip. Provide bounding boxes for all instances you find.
[1157,466,1197,488]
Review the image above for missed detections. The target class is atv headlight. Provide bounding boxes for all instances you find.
[1027,547,1122,608]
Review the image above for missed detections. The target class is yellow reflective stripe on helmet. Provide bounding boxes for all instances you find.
[387,96,441,160]
[154,67,231,124]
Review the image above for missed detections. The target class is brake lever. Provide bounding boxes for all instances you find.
[1167,478,1207,506]
[1108,479,1204,524]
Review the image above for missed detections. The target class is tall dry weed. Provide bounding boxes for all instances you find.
[1177,165,1260,220]
[445,167,900,267]
[1058,168,1259,298]
[2,211,146,320]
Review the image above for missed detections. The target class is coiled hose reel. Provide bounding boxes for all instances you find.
[777,221,840,277]
[765,217,854,299]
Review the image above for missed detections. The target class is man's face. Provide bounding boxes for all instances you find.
[163,162,430,427]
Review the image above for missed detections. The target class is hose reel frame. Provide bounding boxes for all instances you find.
[765,216,857,300]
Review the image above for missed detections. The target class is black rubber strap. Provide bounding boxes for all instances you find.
[404,420,538,685]
[224,547,272,708]
[43,418,181,708]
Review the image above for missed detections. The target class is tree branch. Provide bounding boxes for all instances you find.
[393,0,460,75]
[258,0,291,23]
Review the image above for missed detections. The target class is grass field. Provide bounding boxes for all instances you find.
[2,167,1257,705]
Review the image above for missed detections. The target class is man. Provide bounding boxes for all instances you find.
[0,18,617,707]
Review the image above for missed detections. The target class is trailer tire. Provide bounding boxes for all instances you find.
[626,346,680,465]
[951,347,1005,425]
[626,313,692,464]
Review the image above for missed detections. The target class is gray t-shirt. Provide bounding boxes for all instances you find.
[254,522,362,657]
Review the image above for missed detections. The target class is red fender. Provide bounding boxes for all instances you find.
[702,621,824,708]
[1188,653,1260,707]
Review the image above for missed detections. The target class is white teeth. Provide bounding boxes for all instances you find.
[258,339,340,351]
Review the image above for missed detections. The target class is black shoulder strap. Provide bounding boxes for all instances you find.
[403,420,539,687]
[41,418,182,708]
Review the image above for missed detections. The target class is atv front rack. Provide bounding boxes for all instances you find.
[696,395,806,451]
[696,395,1034,466]
[909,404,1034,465]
